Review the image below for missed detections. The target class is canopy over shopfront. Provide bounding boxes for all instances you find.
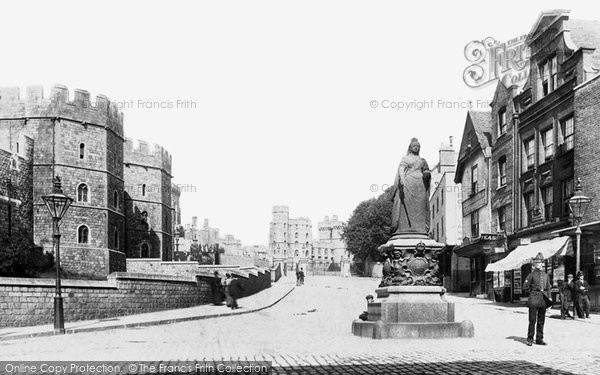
[485,237,571,272]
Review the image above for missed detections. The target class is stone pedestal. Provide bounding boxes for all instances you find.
[351,236,474,339]
[352,286,474,339]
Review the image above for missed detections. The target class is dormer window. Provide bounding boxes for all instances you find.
[540,56,558,97]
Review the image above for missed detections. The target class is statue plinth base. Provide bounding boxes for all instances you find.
[352,286,474,339]
[352,237,474,339]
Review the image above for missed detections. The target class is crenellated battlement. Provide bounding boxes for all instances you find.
[272,206,290,214]
[124,137,172,173]
[0,85,124,137]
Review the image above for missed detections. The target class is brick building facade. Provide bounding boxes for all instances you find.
[453,110,497,296]
[455,10,600,306]
[429,138,469,292]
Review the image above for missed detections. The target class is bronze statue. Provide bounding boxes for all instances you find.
[390,138,431,236]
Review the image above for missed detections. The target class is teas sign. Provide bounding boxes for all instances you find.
[480,234,499,241]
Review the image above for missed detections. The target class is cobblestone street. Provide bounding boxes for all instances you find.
[1,276,599,374]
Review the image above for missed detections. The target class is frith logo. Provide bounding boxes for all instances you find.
[463,35,529,88]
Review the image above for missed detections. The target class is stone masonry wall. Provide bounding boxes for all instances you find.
[0,273,211,328]
[0,85,127,279]
[125,260,272,297]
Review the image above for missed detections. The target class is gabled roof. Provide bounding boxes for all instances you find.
[526,9,570,44]
[454,110,492,183]
[490,79,524,108]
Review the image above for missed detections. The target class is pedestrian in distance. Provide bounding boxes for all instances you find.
[523,252,552,346]
[575,271,591,319]
[223,273,233,308]
[557,279,573,319]
[296,268,300,286]
[228,275,245,310]
[210,271,224,305]
[299,268,305,286]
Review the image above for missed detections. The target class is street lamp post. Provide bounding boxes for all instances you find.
[568,178,592,274]
[41,176,73,334]
[175,234,180,261]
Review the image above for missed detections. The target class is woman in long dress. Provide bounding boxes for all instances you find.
[390,138,431,237]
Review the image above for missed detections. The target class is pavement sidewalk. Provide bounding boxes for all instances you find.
[0,277,296,342]
[446,293,600,324]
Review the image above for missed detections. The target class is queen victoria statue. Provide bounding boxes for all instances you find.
[352,137,473,340]
[390,138,431,238]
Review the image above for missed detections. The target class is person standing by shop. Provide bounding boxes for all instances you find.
[523,253,552,346]
[557,279,573,319]
[575,271,591,319]
[567,274,582,319]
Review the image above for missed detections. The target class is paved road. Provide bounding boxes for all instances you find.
[1,276,599,374]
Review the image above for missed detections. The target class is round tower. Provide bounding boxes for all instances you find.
[0,85,125,278]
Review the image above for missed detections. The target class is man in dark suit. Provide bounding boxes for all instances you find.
[575,271,591,318]
[566,273,582,318]
[523,252,552,346]
[228,275,245,310]
[557,279,573,319]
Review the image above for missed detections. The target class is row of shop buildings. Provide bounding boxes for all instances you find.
[441,10,600,308]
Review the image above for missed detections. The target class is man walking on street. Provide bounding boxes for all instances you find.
[523,252,552,346]
[575,271,591,319]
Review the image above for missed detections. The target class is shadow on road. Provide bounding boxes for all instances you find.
[506,335,530,345]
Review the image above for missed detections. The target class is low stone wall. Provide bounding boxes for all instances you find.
[219,254,270,268]
[271,263,282,282]
[196,265,272,298]
[0,273,211,328]
[126,259,201,277]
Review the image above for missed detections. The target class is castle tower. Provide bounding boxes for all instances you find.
[124,138,173,261]
[0,85,126,278]
[313,215,347,263]
[269,206,289,260]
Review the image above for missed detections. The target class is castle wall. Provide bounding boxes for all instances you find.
[0,85,125,278]
[124,138,174,261]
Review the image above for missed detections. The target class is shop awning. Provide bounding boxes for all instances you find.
[551,220,600,236]
[484,237,571,272]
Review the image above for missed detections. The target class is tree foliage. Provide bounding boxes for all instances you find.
[342,189,393,262]
[0,228,54,277]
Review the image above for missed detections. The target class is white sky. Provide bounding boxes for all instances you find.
[1,1,598,246]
